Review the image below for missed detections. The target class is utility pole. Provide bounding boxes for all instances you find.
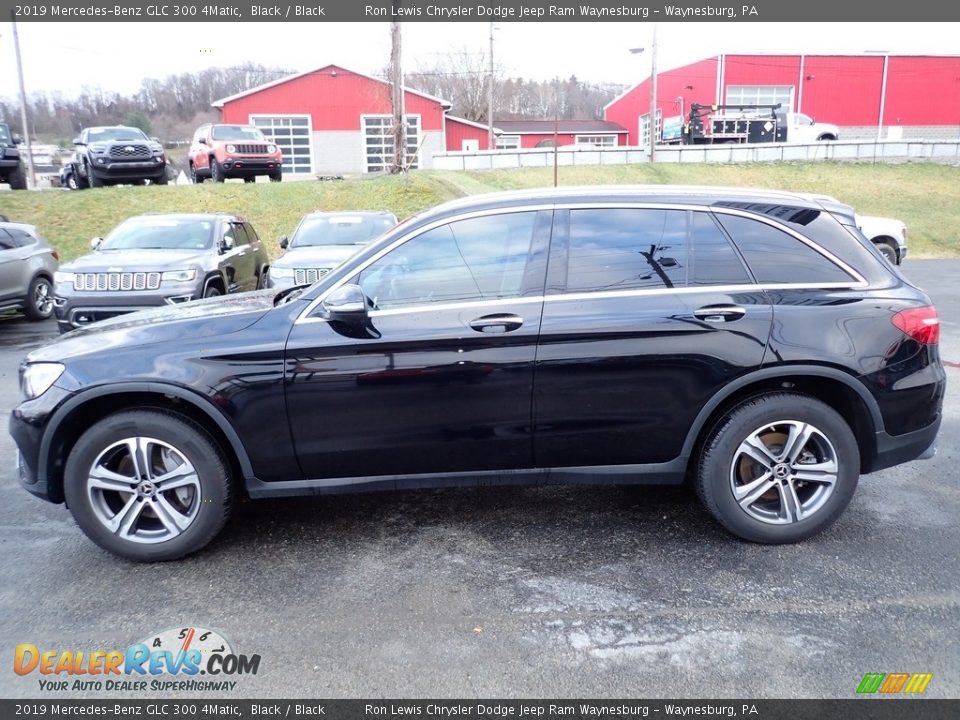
[487,22,495,151]
[11,15,36,188]
[649,23,658,162]
[389,17,405,174]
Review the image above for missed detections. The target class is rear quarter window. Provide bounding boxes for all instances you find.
[715,213,854,284]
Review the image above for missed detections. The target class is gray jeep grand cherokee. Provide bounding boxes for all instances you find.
[53,214,267,333]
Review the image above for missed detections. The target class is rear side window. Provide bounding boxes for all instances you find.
[715,214,854,284]
[690,212,751,286]
[566,209,687,292]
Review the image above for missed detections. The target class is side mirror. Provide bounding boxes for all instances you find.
[90,237,103,250]
[323,284,367,316]
[219,236,235,254]
[198,138,208,145]
[12,134,23,145]
[810,117,816,124]
[151,137,161,144]
[279,236,289,250]
[72,137,82,145]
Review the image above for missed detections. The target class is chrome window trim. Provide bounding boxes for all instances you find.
[294,201,867,325]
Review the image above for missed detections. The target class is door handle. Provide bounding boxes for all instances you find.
[694,305,746,323]
[469,314,524,333]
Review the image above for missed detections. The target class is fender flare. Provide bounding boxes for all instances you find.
[679,364,884,459]
[39,381,257,486]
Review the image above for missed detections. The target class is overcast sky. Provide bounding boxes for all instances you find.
[2,22,958,99]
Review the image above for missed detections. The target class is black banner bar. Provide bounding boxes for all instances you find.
[4,0,960,22]
[1,700,958,720]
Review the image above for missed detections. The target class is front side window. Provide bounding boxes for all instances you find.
[358,212,538,310]
[565,208,687,292]
[715,214,854,284]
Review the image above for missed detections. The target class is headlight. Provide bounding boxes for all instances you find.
[269,267,294,279]
[226,144,237,153]
[149,143,163,153]
[21,363,64,400]
[267,145,277,154]
[53,271,76,286]
[89,143,107,153]
[161,269,198,282]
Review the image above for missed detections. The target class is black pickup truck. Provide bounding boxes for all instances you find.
[0,123,26,190]
[72,126,168,187]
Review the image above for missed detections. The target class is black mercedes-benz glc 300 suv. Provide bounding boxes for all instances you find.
[10,187,944,561]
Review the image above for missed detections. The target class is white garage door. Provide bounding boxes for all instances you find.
[250,115,313,175]
[362,115,421,173]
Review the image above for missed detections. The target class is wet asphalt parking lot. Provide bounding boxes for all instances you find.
[0,259,957,699]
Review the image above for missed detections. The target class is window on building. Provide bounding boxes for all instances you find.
[725,85,794,111]
[575,134,617,147]
[639,111,663,146]
[495,135,520,150]
[362,115,421,174]
[250,115,312,175]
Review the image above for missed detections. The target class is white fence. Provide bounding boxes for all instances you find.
[431,140,960,171]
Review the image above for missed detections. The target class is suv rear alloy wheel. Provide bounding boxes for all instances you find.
[64,410,232,562]
[25,276,54,321]
[696,393,859,543]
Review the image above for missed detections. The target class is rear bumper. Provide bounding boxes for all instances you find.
[868,413,941,473]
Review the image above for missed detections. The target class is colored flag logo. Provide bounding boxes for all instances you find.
[857,672,933,694]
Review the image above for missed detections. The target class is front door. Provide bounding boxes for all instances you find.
[284,209,552,481]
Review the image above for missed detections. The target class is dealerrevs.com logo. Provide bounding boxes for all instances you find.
[14,626,260,693]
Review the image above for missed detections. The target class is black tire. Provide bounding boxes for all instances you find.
[63,409,233,562]
[87,163,103,188]
[7,164,27,190]
[24,276,54,321]
[256,269,266,290]
[243,176,256,184]
[269,170,282,183]
[210,158,225,183]
[153,172,168,186]
[66,173,79,191]
[189,163,202,184]
[203,283,223,298]
[875,241,898,265]
[695,393,859,544]
[75,166,89,190]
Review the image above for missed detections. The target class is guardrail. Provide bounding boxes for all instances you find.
[431,139,960,171]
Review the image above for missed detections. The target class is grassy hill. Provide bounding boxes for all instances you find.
[1,162,956,262]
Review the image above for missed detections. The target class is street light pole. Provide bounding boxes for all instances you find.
[649,23,658,162]
[11,16,36,188]
[487,22,495,151]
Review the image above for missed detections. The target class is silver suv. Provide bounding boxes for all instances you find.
[266,211,397,290]
[0,221,59,321]
[53,213,267,333]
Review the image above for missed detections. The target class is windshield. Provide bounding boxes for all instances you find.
[88,128,148,143]
[291,215,396,248]
[100,218,214,251]
[211,126,267,141]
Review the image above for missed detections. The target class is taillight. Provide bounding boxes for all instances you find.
[892,306,939,345]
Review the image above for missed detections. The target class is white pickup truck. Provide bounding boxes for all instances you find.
[782,112,839,143]
[858,214,908,265]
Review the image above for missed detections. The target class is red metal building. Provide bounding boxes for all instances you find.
[604,54,960,145]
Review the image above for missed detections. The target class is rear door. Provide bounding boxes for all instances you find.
[532,206,773,469]
[0,229,22,301]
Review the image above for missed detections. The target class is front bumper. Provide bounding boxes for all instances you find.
[264,272,297,290]
[10,384,75,504]
[220,157,282,176]
[87,157,166,178]
[53,284,204,331]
